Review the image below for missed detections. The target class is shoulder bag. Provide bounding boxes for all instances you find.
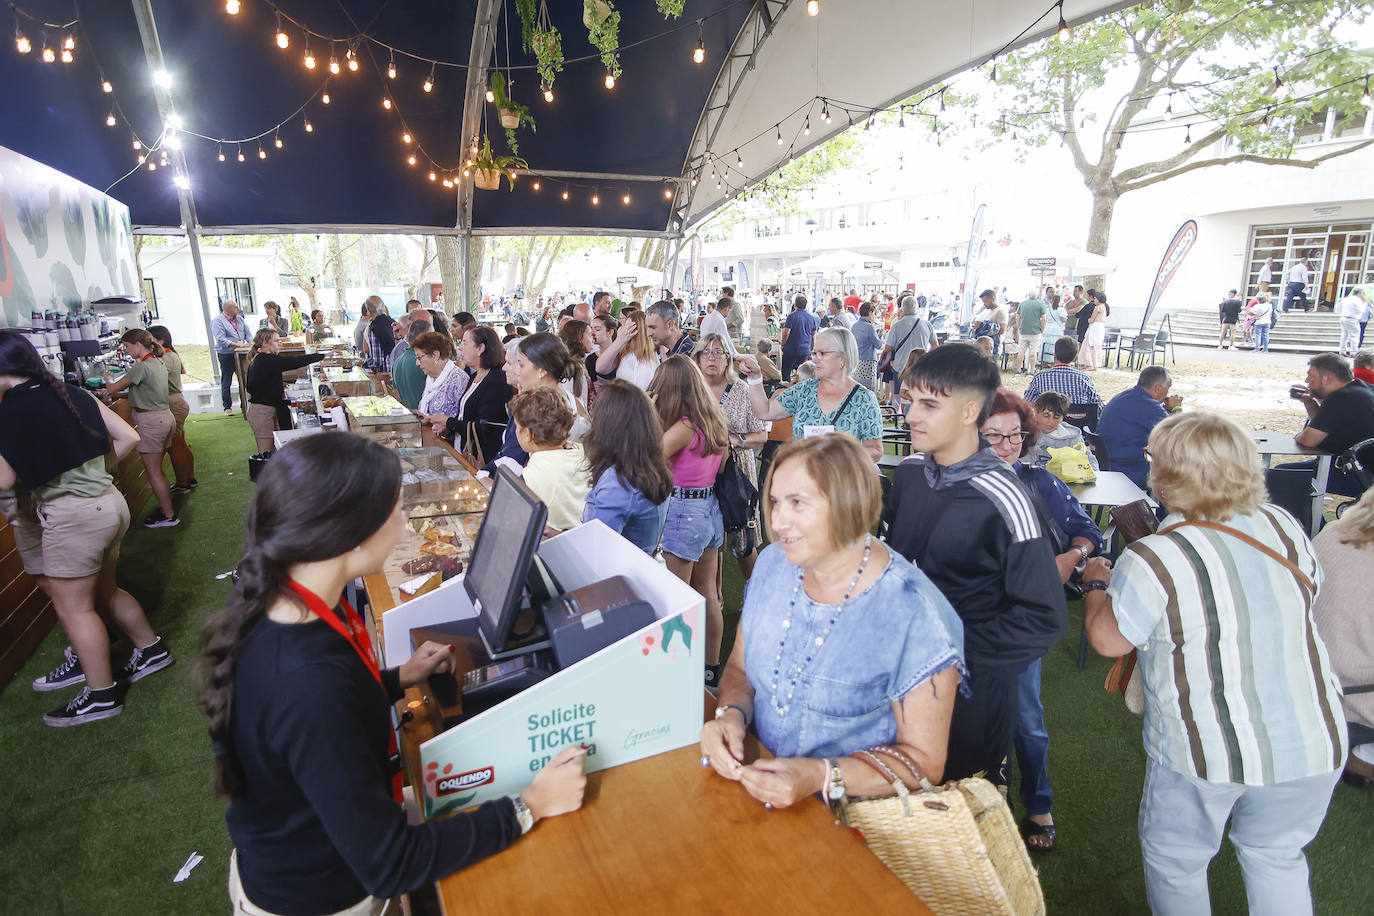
[714,384,760,539]
[1102,500,1159,713]
[840,745,1045,916]
[877,320,920,374]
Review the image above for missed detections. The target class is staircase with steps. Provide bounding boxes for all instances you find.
[1159,308,1343,354]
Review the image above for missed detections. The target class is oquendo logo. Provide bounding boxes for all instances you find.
[436,765,495,796]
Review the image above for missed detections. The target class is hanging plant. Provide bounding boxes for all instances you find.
[488,71,536,157]
[514,1,563,97]
[513,0,539,48]
[655,0,684,17]
[584,0,621,77]
[471,135,527,192]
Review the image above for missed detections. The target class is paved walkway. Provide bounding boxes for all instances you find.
[1171,342,1314,371]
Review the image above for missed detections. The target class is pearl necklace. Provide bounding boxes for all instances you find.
[769,535,873,719]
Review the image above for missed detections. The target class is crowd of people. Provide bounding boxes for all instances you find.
[6,282,1373,916]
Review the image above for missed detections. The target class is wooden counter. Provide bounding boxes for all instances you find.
[0,398,164,688]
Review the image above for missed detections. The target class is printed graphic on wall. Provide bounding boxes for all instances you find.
[0,145,139,327]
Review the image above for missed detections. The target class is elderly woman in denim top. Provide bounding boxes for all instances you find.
[699,434,965,808]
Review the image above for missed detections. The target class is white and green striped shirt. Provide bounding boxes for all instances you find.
[1108,505,1347,786]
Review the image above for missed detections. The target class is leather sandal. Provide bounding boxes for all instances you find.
[1022,819,1058,852]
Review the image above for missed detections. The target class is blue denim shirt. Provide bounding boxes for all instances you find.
[743,543,966,760]
[582,468,667,555]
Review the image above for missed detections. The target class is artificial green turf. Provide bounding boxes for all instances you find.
[1,415,1369,914]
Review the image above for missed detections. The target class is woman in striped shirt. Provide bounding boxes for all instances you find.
[1083,411,1346,916]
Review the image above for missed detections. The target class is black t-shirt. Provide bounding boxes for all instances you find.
[1220,298,1243,322]
[1310,379,1374,454]
[1074,302,1095,337]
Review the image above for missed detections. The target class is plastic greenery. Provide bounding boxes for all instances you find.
[530,26,564,92]
[472,135,528,192]
[584,0,621,78]
[488,71,535,157]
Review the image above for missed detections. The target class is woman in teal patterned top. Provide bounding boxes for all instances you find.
[735,326,883,461]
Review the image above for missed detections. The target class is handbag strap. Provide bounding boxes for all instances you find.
[831,383,862,426]
[869,745,935,791]
[1156,519,1316,597]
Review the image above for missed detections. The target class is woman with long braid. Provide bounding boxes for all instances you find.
[0,330,172,727]
[198,433,587,915]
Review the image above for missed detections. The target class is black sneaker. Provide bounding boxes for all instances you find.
[144,511,180,528]
[121,638,174,684]
[42,686,123,728]
[170,483,193,496]
[32,646,84,693]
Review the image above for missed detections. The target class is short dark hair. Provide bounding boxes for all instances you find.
[721,286,735,298]
[593,291,611,307]
[406,299,423,309]
[859,303,873,318]
[1053,336,1079,363]
[901,341,1001,424]
[792,294,808,311]
[646,299,679,326]
[1309,352,1353,382]
[1034,391,1071,416]
[829,297,843,311]
[1138,365,1171,390]
[454,312,476,328]
[716,296,732,311]
[979,289,995,299]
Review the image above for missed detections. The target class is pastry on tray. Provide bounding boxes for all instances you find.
[418,540,460,557]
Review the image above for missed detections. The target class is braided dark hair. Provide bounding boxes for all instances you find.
[195,432,403,799]
[0,329,101,437]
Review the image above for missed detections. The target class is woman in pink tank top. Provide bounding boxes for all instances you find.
[649,356,730,689]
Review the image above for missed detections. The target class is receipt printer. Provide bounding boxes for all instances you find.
[540,576,657,668]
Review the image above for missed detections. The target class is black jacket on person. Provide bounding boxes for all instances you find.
[883,448,1067,668]
[246,352,325,408]
[227,609,521,915]
[441,369,514,466]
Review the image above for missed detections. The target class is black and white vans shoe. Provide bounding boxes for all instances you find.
[121,638,174,684]
[42,686,123,728]
[32,646,85,693]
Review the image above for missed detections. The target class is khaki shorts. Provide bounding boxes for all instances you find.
[134,408,176,454]
[246,403,279,443]
[1,488,129,579]
[228,849,384,916]
[169,393,190,436]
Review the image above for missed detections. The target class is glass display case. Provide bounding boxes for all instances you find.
[380,448,489,592]
[342,395,422,448]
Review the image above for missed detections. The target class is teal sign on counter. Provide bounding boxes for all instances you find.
[405,521,705,819]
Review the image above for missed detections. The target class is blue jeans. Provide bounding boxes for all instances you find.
[1014,658,1052,816]
[660,494,723,562]
[217,351,238,410]
[1139,759,1339,916]
[1254,323,1271,351]
[1282,282,1309,312]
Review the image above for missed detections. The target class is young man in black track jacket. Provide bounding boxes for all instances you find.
[883,345,1066,787]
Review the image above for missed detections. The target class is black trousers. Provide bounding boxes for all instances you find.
[217,352,238,410]
[1282,281,1310,312]
[944,660,1019,788]
[780,352,805,381]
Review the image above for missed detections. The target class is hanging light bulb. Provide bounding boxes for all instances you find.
[402,129,412,144]
[407,154,417,166]
[736,151,743,168]
[822,101,831,124]
[939,89,946,113]
[694,21,705,64]
[304,117,314,133]
[807,0,819,15]
[1183,123,1192,144]
[147,160,157,171]
[622,193,631,205]
[387,54,397,79]
[60,45,72,64]
[105,111,116,127]
[592,191,599,205]
[471,138,479,155]
[217,145,226,162]
[1163,92,1173,120]
[543,86,554,102]
[788,148,795,163]
[258,145,267,159]
[132,139,142,150]
[898,108,905,128]
[328,44,339,74]
[1259,108,1270,132]
[1362,76,1372,108]
[321,92,331,105]
[604,72,615,90]
[225,0,241,14]
[41,37,54,63]
[304,38,315,69]
[486,87,495,103]
[274,131,283,149]
[562,189,569,200]
[776,124,783,145]
[346,48,358,72]
[986,62,997,86]
[237,146,245,162]
[664,184,673,199]
[15,26,30,54]
[423,63,435,93]
[275,13,289,49]
[63,32,74,51]
[137,154,145,164]
[1056,1,1071,42]
[1115,132,1124,151]
[1273,67,1288,100]
[803,117,810,136]
[428,170,437,181]
[463,167,470,177]
[442,177,453,188]
[532,180,541,191]
[383,96,392,110]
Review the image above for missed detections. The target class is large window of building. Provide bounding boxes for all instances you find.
[1244,220,1373,305]
[215,277,256,313]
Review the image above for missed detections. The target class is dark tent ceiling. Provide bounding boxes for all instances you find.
[0,0,1127,236]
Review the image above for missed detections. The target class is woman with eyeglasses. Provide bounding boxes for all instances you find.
[694,332,768,579]
[735,326,883,462]
[981,388,1103,854]
[413,331,469,422]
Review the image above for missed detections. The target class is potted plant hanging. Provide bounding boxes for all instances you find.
[584,0,612,29]
[514,1,563,95]
[470,135,528,192]
[584,0,621,76]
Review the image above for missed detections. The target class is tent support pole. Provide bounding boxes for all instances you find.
[128,0,218,376]
[460,233,470,313]
[664,236,686,292]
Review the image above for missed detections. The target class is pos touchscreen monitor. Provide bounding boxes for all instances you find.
[465,468,556,660]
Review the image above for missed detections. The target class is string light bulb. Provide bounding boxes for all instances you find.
[622,193,631,204]
[803,117,810,136]
[304,117,313,132]
[822,101,831,124]
[562,189,569,200]
[807,0,819,15]
[383,96,392,110]
[132,139,142,150]
[304,38,315,69]
[218,146,226,161]
[41,38,54,63]
[274,130,283,149]
[60,44,72,64]
[105,111,116,127]
[776,124,783,145]
[1115,131,1124,151]
[1163,93,1173,120]
[407,154,417,166]
[664,184,673,199]
[736,151,743,168]
[532,180,540,190]
[237,146,245,162]
[1273,67,1288,100]
[690,174,698,187]
[428,170,437,181]
[258,145,267,159]
[939,89,946,113]
[63,33,74,51]
[346,48,358,71]
[225,0,240,14]
[402,130,412,144]
[486,86,495,102]
[1056,1,1070,42]
[423,63,435,93]
[1362,76,1372,108]
[898,107,905,128]
[1259,108,1270,132]
[1183,123,1192,144]
[592,191,599,205]
[604,72,615,89]
[15,26,30,54]
[275,13,289,49]
[543,86,554,102]
[321,92,331,105]
[147,161,156,171]
[387,54,396,79]
[328,45,339,74]
[693,21,705,64]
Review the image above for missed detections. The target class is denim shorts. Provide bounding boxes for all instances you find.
[660,494,724,561]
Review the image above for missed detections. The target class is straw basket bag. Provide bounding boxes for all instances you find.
[843,747,1045,916]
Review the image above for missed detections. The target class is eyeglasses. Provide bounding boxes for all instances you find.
[699,348,729,358]
[982,429,1030,446]
[811,349,838,359]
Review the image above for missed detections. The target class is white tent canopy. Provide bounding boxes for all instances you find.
[980,243,1118,275]
[785,249,900,279]
[546,257,665,290]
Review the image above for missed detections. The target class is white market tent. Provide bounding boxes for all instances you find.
[981,243,1118,276]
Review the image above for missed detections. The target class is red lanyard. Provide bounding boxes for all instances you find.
[139,353,152,362]
[287,580,403,803]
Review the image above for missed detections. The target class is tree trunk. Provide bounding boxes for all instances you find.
[435,236,461,311]
[465,237,486,309]
[529,237,563,301]
[360,235,380,293]
[1081,186,1118,295]
[329,235,347,321]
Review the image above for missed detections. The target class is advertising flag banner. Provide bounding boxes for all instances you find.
[959,203,988,324]
[1139,220,1199,333]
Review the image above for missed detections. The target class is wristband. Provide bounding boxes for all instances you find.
[1083,579,1109,592]
[747,374,764,387]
